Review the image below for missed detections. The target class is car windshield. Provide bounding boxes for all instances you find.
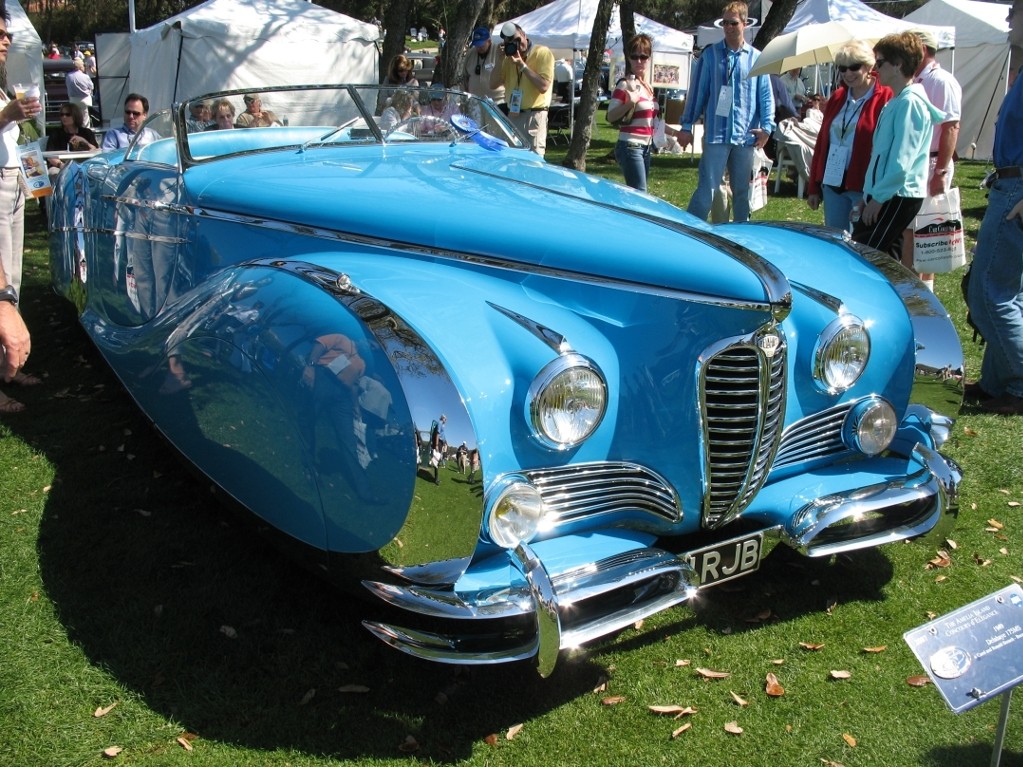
[176,84,526,165]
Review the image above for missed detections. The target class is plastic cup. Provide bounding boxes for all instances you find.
[12,83,25,99]
[23,85,39,100]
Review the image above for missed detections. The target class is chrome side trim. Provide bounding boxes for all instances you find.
[185,205,783,313]
[784,443,961,557]
[488,302,572,354]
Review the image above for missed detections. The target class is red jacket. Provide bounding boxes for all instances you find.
[808,80,893,197]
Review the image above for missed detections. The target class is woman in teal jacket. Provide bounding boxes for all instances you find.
[852,32,943,259]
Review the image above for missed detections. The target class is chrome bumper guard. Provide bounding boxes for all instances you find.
[784,443,961,557]
[363,544,699,677]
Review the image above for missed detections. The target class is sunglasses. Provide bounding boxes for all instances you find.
[0,30,13,43]
[124,109,143,117]
[837,63,863,73]
[60,111,73,117]
[629,54,649,61]
[722,19,742,27]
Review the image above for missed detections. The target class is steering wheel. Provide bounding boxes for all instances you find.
[385,116,457,141]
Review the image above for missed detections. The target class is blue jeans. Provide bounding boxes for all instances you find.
[821,185,863,232]
[615,140,652,192]
[966,175,1023,398]
[688,143,756,223]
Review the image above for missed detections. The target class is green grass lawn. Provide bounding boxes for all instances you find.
[1,128,1022,766]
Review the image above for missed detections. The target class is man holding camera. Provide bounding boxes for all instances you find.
[489,22,554,156]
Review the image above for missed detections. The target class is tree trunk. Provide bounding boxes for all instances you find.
[561,0,616,172]
[752,0,800,50]
[435,0,487,90]
[619,0,637,46]
[380,0,412,84]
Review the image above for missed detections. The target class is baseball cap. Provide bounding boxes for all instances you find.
[471,27,490,46]
[913,28,939,52]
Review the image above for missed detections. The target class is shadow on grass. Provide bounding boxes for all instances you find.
[925,743,1023,767]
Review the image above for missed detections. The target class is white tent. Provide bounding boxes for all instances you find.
[500,0,693,90]
[782,0,955,46]
[128,0,379,114]
[6,0,43,133]
[906,0,1013,161]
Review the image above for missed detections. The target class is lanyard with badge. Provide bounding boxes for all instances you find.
[823,92,866,187]
[509,45,530,114]
[715,49,739,118]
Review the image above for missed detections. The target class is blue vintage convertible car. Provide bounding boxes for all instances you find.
[49,85,963,676]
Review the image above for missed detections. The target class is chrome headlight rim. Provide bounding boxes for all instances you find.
[484,475,545,549]
[527,353,607,450]
[842,396,898,456]
[813,314,870,394]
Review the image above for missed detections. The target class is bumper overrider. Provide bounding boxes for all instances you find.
[363,443,960,676]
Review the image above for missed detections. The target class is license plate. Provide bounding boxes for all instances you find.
[684,533,763,587]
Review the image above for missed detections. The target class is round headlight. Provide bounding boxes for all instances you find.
[487,479,544,548]
[814,316,870,393]
[528,354,607,449]
[843,398,897,456]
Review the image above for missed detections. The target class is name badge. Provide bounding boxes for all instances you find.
[509,89,523,114]
[715,85,732,118]
[823,145,850,188]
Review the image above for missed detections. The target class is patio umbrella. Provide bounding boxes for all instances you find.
[748,20,882,77]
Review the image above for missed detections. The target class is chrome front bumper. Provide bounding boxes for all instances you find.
[363,443,961,676]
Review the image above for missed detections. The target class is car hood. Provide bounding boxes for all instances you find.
[184,144,780,307]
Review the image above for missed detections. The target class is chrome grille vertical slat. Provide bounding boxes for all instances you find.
[701,330,786,528]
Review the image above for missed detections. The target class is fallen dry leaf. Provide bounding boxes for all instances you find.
[671,722,692,738]
[862,646,887,654]
[299,688,316,706]
[945,538,958,550]
[337,684,370,693]
[999,488,1011,495]
[730,691,749,707]
[601,695,627,706]
[675,659,691,667]
[907,675,932,687]
[771,658,785,665]
[974,553,993,567]
[219,625,237,639]
[830,670,852,680]
[724,721,743,735]
[987,519,1005,530]
[1009,501,1021,508]
[176,736,193,752]
[962,426,979,437]
[102,746,123,758]
[820,760,846,767]
[93,701,119,718]
[696,667,731,679]
[765,673,785,697]
[842,733,857,747]
[1013,575,1023,584]
[649,705,697,717]
[745,607,773,623]
[1001,548,1010,556]
[633,619,644,630]
[935,575,948,583]
[506,723,524,740]
[927,551,952,569]
[483,733,499,746]
[800,642,825,651]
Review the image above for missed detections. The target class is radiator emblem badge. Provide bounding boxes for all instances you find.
[758,333,781,358]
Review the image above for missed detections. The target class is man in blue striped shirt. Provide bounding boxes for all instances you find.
[678,1,774,223]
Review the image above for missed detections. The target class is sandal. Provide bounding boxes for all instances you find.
[0,392,25,413]
[11,371,42,386]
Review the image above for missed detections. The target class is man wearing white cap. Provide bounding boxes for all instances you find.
[902,27,962,289]
[463,27,505,111]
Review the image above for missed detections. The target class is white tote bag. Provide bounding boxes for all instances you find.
[912,188,967,273]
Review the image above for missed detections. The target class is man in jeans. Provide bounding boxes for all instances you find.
[677,0,774,223]
[964,0,1023,415]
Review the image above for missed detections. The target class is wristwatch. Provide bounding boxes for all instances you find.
[0,285,17,306]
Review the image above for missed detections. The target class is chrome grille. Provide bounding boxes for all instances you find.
[523,462,681,525]
[701,334,786,528]
[773,401,855,471]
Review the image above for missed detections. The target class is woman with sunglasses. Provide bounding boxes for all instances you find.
[607,34,664,191]
[807,40,893,231]
[45,103,97,173]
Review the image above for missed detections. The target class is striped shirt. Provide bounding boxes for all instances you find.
[611,79,658,144]
[680,40,774,146]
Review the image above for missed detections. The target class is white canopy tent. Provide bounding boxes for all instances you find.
[500,0,693,91]
[782,0,955,46]
[6,0,43,134]
[127,0,379,115]
[906,0,1013,161]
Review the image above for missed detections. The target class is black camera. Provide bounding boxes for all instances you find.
[504,41,518,55]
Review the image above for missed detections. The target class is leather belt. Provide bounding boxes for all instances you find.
[525,107,548,112]
[994,166,1022,180]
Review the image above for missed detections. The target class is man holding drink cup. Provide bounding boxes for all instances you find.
[0,2,40,413]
